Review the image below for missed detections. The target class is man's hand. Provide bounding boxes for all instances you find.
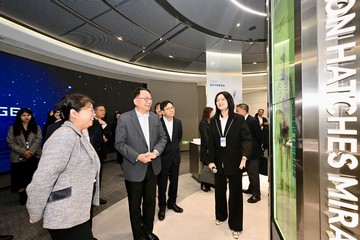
[137,153,152,163]
[239,156,247,170]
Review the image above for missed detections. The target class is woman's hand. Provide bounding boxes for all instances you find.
[208,163,216,170]
[23,150,33,159]
[239,156,247,170]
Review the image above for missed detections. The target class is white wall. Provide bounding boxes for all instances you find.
[243,90,268,118]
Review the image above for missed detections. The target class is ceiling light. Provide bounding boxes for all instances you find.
[159,37,163,41]
[253,62,257,64]
[117,37,123,41]
[169,55,173,58]
[230,0,267,17]
[236,23,240,27]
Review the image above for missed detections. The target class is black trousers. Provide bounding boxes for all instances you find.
[47,220,93,240]
[125,164,157,240]
[157,160,180,210]
[246,158,260,197]
[215,171,243,232]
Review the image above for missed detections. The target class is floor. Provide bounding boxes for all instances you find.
[93,173,269,240]
[0,151,269,240]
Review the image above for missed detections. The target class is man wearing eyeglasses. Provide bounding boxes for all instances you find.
[115,87,167,240]
[157,100,183,221]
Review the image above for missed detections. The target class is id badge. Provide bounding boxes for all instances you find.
[220,137,226,147]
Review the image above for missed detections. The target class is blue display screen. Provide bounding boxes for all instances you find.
[0,51,145,173]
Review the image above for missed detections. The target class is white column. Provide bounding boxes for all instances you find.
[206,51,242,109]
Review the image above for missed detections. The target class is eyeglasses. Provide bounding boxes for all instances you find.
[164,106,175,111]
[81,108,95,114]
[137,97,153,102]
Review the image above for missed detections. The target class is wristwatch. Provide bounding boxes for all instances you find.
[153,149,159,156]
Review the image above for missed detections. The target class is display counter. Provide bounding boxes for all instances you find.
[189,140,202,181]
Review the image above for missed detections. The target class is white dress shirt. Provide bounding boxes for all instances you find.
[163,117,173,142]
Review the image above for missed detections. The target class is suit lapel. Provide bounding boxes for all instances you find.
[224,115,235,134]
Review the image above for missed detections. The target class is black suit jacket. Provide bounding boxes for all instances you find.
[246,115,264,160]
[199,120,210,164]
[160,117,183,168]
[209,114,252,176]
[44,120,65,142]
[88,119,103,153]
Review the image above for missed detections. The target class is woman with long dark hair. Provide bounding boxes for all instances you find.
[7,108,42,205]
[198,106,214,192]
[208,91,252,239]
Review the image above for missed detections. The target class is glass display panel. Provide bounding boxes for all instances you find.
[270,0,297,239]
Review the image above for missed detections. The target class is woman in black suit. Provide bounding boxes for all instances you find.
[208,91,252,239]
[198,107,214,192]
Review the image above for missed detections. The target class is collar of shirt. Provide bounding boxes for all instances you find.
[135,109,149,118]
[163,117,173,141]
[245,113,249,120]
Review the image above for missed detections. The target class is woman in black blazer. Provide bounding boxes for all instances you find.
[198,107,214,192]
[208,91,252,239]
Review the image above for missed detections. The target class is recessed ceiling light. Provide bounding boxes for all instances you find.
[117,37,123,41]
[160,37,163,41]
[253,62,257,64]
[169,55,173,58]
[236,23,240,27]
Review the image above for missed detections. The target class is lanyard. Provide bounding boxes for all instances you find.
[215,118,233,138]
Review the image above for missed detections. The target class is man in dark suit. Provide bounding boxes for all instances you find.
[236,103,264,203]
[115,87,167,240]
[157,100,183,221]
[255,108,269,152]
[88,104,112,205]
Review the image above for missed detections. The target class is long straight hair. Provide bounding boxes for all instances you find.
[12,108,38,136]
[214,91,235,118]
[201,107,213,123]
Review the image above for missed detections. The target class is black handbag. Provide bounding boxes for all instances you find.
[198,166,215,185]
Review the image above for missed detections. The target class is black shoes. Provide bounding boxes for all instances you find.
[242,189,251,194]
[158,209,165,221]
[100,198,107,205]
[159,204,183,220]
[0,235,14,240]
[201,183,211,192]
[146,233,159,240]
[168,204,183,213]
[247,195,261,203]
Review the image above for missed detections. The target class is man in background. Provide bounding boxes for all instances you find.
[157,100,183,221]
[236,104,263,203]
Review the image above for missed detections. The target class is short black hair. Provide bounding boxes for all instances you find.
[160,100,173,110]
[58,93,94,121]
[133,87,151,99]
[236,103,249,113]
